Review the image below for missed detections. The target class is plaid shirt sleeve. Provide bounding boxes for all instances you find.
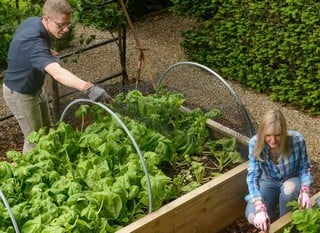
[289,131,313,187]
[245,135,263,202]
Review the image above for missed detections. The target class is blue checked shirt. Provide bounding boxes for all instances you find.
[245,130,313,203]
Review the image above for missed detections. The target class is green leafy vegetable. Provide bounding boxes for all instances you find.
[0,89,242,232]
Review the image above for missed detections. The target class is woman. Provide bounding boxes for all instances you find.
[244,109,313,232]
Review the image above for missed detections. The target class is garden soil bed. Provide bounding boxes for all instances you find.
[1,11,320,233]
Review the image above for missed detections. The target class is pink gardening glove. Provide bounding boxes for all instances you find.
[298,186,312,209]
[253,203,270,232]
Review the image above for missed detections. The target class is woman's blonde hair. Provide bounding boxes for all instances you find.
[254,109,289,160]
[43,0,72,17]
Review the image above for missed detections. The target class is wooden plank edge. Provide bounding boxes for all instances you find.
[206,118,250,146]
[116,161,249,233]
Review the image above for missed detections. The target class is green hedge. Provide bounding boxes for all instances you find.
[171,0,320,115]
[0,0,19,68]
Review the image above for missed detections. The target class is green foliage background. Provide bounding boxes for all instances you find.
[170,0,320,115]
[0,0,42,67]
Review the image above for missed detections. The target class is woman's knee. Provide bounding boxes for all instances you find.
[282,178,300,196]
[245,202,255,224]
[247,212,255,224]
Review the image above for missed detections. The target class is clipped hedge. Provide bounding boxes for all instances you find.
[171,0,320,115]
[0,0,21,68]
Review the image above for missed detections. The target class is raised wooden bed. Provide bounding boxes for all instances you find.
[116,119,250,233]
[260,191,320,233]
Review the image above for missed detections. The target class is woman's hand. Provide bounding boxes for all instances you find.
[253,203,270,232]
[298,186,312,209]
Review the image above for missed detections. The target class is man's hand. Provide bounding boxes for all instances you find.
[253,203,270,232]
[298,186,312,209]
[86,85,114,105]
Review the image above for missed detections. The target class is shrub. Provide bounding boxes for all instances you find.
[171,0,320,115]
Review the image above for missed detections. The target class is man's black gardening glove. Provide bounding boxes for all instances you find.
[86,85,114,105]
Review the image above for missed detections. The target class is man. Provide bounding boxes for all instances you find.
[3,0,112,153]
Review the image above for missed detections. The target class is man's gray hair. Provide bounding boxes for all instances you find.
[43,0,72,17]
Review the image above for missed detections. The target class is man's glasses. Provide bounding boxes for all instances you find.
[50,17,73,30]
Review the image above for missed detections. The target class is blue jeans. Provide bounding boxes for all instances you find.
[245,177,301,223]
[3,84,51,153]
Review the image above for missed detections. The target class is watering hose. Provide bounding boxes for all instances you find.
[0,189,20,233]
[60,99,153,213]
